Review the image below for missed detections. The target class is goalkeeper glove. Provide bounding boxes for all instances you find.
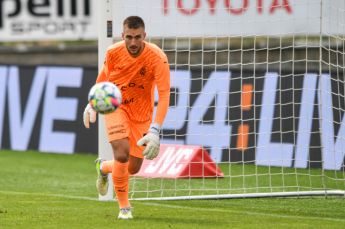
[137,123,161,160]
[83,103,97,128]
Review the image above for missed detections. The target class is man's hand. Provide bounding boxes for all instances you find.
[137,123,161,160]
[83,103,97,128]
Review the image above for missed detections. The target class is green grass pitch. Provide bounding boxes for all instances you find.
[0,150,344,228]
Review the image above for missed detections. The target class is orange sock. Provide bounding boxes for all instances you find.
[100,160,113,174]
[112,160,130,209]
[102,159,135,176]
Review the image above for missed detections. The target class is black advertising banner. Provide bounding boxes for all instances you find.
[0,65,98,154]
[0,65,344,170]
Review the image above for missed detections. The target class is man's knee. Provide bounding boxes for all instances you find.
[110,138,130,163]
[115,153,129,163]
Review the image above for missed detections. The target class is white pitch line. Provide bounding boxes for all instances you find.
[140,202,345,223]
[1,190,344,223]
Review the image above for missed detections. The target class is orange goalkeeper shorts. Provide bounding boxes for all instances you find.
[103,108,150,159]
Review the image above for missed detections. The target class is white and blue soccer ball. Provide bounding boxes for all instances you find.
[88,82,122,114]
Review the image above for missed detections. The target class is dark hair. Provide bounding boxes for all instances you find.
[123,16,145,29]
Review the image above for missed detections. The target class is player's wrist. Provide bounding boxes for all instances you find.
[149,123,161,136]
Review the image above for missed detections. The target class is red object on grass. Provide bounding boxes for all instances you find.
[135,144,224,178]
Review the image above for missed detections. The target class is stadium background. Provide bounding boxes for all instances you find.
[0,0,344,170]
[1,3,345,228]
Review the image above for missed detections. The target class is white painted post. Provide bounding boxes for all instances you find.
[97,0,114,201]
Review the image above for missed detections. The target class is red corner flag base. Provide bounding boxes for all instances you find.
[135,144,224,178]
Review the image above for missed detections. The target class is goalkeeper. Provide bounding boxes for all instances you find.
[83,16,170,219]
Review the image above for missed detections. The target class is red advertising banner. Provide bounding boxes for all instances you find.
[135,144,224,178]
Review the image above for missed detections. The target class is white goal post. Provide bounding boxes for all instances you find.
[98,0,345,201]
[97,0,114,201]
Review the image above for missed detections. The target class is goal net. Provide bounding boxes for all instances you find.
[99,0,345,200]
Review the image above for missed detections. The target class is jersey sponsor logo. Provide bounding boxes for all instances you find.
[122,98,134,105]
[120,82,145,91]
[114,65,125,71]
[139,67,146,76]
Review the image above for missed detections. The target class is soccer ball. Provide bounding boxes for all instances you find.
[88,82,122,114]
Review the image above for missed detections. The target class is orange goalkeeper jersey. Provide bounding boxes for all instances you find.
[96,41,170,126]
